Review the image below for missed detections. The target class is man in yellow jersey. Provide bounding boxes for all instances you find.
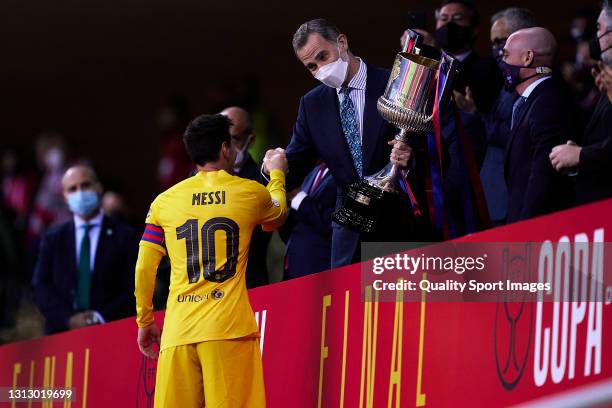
[134,114,287,407]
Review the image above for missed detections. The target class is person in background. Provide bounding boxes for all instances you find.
[502,27,573,222]
[550,1,612,204]
[27,133,71,242]
[435,0,503,113]
[562,9,600,128]
[280,163,336,279]
[221,106,272,288]
[456,7,537,225]
[32,165,138,333]
[157,96,194,191]
[1,147,38,232]
[0,202,20,334]
[102,190,129,223]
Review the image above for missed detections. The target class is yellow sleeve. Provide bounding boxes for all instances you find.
[135,202,165,327]
[134,245,163,328]
[140,202,167,256]
[258,169,287,232]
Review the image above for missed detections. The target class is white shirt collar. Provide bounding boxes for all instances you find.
[521,75,552,99]
[336,58,367,93]
[74,209,104,229]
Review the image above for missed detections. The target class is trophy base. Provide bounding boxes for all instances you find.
[332,179,385,234]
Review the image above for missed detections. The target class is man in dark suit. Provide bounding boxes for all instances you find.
[280,163,336,279]
[435,0,503,114]
[262,18,415,267]
[550,5,612,204]
[454,7,537,225]
[221,106,272,288]
[33,165,138,333]
[502,27,573,223]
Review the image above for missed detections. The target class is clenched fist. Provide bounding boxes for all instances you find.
[263,148,288,174]
[388,140,413,168]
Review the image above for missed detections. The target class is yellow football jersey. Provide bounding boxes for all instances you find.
[135,169,286,351]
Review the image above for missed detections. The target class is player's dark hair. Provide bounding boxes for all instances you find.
[183,114,232,166]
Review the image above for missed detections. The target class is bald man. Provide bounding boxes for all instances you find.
[501,27,573,223]
[33,165,139,333]
[221,107,271,288]
[221,106,257,176]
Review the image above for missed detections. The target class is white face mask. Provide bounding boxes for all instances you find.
[233,135,253,172]
[314,42,349,88]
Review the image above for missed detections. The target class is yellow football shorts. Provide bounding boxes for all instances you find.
[154,337,265,408]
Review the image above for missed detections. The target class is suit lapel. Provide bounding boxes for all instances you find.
[505,82,546,157]
[319,87,359,179]
[505,99,531,168]
[362,66,386,174]
[93,217,111,282]
[64,221,77,289]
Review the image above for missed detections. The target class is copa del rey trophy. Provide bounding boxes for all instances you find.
[332,30,459,233]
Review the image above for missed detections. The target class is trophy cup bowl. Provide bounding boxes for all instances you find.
[333,31,457,233]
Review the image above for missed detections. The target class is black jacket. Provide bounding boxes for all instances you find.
[505,78,573,223]
[454,51,503,114]
[32,215,139,333]
[237,154,272,288]
[576,95,612,204]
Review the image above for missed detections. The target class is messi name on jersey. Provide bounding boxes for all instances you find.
[192,191,226,206]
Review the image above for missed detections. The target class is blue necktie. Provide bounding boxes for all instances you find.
[511,96,527,131]
[77,224,91,311]
[339,88,362,176]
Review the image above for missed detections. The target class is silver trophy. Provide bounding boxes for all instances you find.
[333,30,458,233]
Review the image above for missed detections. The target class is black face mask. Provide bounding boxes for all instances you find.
[435,22,474,54]
[589,29,612,61]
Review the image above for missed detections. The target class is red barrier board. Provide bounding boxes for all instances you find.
[1,199,611,407]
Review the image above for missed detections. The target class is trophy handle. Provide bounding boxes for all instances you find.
[394,128,410,143]
[401,29,423,54]
[437,52,459,114]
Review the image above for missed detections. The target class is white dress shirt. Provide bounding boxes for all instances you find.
[520,75,552,99]
[336,58,367,142]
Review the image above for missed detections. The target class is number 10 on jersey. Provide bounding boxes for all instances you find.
[176,217,240,283]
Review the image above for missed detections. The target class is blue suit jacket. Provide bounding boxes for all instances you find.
[285,64,397,267]
[505,79,573,223]
[32,215,139,333]
[281,166,336,279]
